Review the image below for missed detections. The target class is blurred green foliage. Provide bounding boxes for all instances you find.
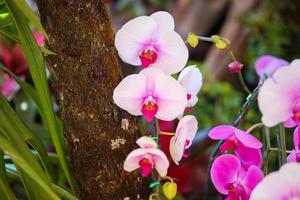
[243,0,300,85]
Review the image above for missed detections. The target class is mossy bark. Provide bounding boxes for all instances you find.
[36,1,150,199]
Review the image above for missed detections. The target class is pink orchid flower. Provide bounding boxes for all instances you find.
[115,11,188,75]
[258,59,300,127]
[177,65,202,107]
[169,115,198,165]
[250,163,300,200]
[211,154,263,200]
[0,44,27,97]
[287,127,300,163]
[124,136,169,177]
[208,125,263,168]
[113,68,187,122]
[255,55,288,82]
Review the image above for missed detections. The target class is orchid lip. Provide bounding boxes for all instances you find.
[141,96,158,122]
[139,46,158,68]
[138,156,153,177]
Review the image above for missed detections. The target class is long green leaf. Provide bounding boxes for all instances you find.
[0,136,60,200]
[0,13,12,28]
[5,0,76,192]
[0,151,16,200]
[0,92,55,181]
[8,0,48,39]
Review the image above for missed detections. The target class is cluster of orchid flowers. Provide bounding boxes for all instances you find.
[113,10,300,200]
[113,11,202,199]
[209,56,300,200]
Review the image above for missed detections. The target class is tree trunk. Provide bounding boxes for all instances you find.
[36,1,150,199]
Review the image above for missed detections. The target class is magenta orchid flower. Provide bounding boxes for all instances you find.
[211,154,263,200]
[287,127,300,163]
[124,136,169,177]
[113,68,187,122]
[250,163,300,200]
[258,59,300,127]
[169,115,198,165]
[115,11,188,75]
[177,65,202,107]
[208,125,263,168]
[255,55,288,82]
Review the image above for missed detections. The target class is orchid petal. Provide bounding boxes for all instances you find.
[250,163,300,200]
[178,65,203,106]
[258,77,294,127]
[287,150,298,163]
[235,130,262,149]
[150,11,174,33]
[115,16,157,65]
[235,144,263,168]
[124,148,147,172]
[136,136,157,149]
[154,74,187,121]
[208,125,236,140]
[210,154,240,194]
[169,135,186,165]
[255,55,288,78]
[113,74,146,115]
[151,31,188,74]
[284,118,297,128]
[176,115,198,148]
[147,148,169,177]
[241,166,264,198]
[293,126,300,150]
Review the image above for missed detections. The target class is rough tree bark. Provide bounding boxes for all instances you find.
[36,1,150,199]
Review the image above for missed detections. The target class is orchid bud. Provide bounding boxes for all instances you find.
[187,33,199,48]
[211,35,231,49]
[228,61,243,73]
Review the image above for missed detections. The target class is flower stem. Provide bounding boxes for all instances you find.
[277,123,287,166]
[246,123,264,133]
[197,36,213,42]
[237,71,251,94]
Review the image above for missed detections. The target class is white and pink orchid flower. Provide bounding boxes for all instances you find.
[250,163,300,200]
[124,136,169,177]
[115,11,188,75]
[178,65,203,107]
[258,59,300,127]
[113,68,187,122]
[169,115,198,165]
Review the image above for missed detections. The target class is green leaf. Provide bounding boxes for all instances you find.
[0,150,16,200]
[0,92,55,182]
[5,0,76,192]
[0,13,12,28]
[0,29,18,41]
[7,0,48,39]
[0,135,60,200]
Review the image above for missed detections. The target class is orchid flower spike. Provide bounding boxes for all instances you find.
[115,11,188,75]
[250,163,300,200]
[255,55,288,82]
[113,68,187,122]
[169,115,198,165]
[208,125,263,168]
[211,154,263,200]
[124,136,169,177]
[287,127,300,163]
[178,65,203,107]
[258,59,300,127]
